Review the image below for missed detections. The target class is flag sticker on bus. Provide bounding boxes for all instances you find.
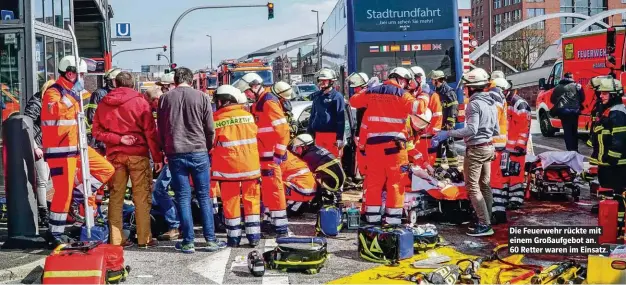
[390,45,400,52]
[380,46,390,52]
[422,44,432,51]
[411,44,421,51]
[432,44,442,50]
[369,46,379,52]
[402,45,411,51]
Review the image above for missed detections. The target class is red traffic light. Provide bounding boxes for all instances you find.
[170,63,177,69]
[163,45,168,52]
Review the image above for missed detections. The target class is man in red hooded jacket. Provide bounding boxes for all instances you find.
[92,71,163,248]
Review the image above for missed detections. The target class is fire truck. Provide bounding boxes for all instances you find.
[217,59,273,93]
[536,26,626,137]
[193,69,219,95]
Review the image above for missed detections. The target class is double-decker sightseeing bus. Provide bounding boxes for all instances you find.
[321,0,463,100]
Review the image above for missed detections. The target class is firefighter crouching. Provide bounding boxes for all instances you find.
[281,151,317,217]
[430,70,459,172]
[42,56,114,246]
[289,134,346,208]
[211,85,262,247]
[235,73,290,237]
[589,77,626,241]
[488,75,511,225]
[350,67,419,226]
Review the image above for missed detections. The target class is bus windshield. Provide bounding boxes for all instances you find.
[356,40,456,83]
[207,77,218,88]
[231,70,274,85]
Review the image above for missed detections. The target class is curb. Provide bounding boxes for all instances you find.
[0,257,45,283]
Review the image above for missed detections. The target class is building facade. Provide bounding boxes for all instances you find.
[470,0,626,72]
[0,0,111,192]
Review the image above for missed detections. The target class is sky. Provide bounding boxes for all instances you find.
[110,0,471,71]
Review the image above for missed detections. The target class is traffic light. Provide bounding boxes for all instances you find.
[267,2,274,19]
[163,45,168,52]
[157,54,161,61]
[170,63,177,70]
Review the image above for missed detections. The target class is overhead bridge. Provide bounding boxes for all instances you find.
[238,33,319,61]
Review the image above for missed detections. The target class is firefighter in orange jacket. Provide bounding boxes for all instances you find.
[489,75,511,224]
[41,56,114,246]
[504,81,531,210]
[236,76,290,237]
[350,67,419,226]
[211,85,262,247]
[426,80,442,166]
[281,151,317,216]
[409,66,432,162]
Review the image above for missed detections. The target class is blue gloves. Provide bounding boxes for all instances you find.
[430,131,450,148]
[273,153,286,165]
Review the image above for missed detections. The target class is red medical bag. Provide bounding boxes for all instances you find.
[43,242,128,284]
[599,199,619,244]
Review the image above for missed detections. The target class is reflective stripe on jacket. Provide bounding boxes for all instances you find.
[593,104,626,166]
[350,81,418,146]
[505,95,532,152]
[41,77,80,159]
[251,92,290,159]
[281,152,316,196]
[427,92,442,133]
[489,88,508,148]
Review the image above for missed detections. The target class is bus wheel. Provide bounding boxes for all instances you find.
[539,111,557,137]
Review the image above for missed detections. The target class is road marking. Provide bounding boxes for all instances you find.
[137,275,153,278]
[262,239,289,285]
[188,248,231,284]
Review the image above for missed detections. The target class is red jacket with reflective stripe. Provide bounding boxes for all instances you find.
[251,92,290,158]
[350,81,418,146]
[506,94,532,151]
[41,77,80,159]
[211,105,261,181]
[427,92,442,133]
[281,152,316,196]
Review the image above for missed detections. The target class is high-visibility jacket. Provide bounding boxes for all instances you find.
[211,104,261,180]
[427,92,442,133]
[505,94,532,152]
[406,119,429,169]
[592,104,626,166]
[350,80,419,146]
[251,91,290,160]
[281,152,316,197]
[414,92,430,116]
[489,88,508,149]
[41,77,81,159]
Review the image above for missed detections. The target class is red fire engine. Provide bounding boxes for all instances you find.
[193,69,219,95]
[217,59,274,92]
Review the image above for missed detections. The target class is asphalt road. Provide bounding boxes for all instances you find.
[1,118,598,284]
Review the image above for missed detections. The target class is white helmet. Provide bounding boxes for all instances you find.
[271,81,293,100]
[215,85,247,104]
[410,66,426,85]
[492,77,510,90]
[388,67,413,80]
[78,59,88,74]
[462,68,490,88]
[291,134,314,148]
[348,72,369,88]
[58,55,81,73]
[316,68,337,81]
[106,68,122,81]
[157,73,174,86]
[234,73,264,92]
[409,109,432,131]
[491,70,505,80]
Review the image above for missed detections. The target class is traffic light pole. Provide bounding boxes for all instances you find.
[113,46,168,59]
[169,4,269,64]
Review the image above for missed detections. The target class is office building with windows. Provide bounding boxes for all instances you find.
[470,0,626,72]
[0,0,112,191]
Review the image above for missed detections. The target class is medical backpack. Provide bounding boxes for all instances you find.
[263,237,328,274]
[316,205,343,236]
[358,225,414,264]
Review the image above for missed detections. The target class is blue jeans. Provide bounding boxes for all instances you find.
[152,164,180,230]
[168,152,216,244]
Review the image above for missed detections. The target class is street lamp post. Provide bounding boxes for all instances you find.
[488,0,494,72]
[312,9,321,70]
[206,35,213,70]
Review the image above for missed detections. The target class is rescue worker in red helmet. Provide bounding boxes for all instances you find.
[488,76,511,224]
[211,84,262,247]
[504,79,531,211]
[348,72,370,177]
[350,67,420,226]
[589,77,626,241]
[42,55,114,247]
[308,68,346,158]
[235,73,290,237]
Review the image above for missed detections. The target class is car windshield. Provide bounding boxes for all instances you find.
[207,77,218,88]
[356,40,456,84]
[297,85,318,93]
[231,70,274,85]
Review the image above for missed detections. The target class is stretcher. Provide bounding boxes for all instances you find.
[527,151,583,201]
[404,174,470,225]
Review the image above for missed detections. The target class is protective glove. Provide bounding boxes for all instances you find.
[430,131,449,148]
[336,140,346,149]
[273,154,285,165]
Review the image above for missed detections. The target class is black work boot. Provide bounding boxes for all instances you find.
[38,207,49,228]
